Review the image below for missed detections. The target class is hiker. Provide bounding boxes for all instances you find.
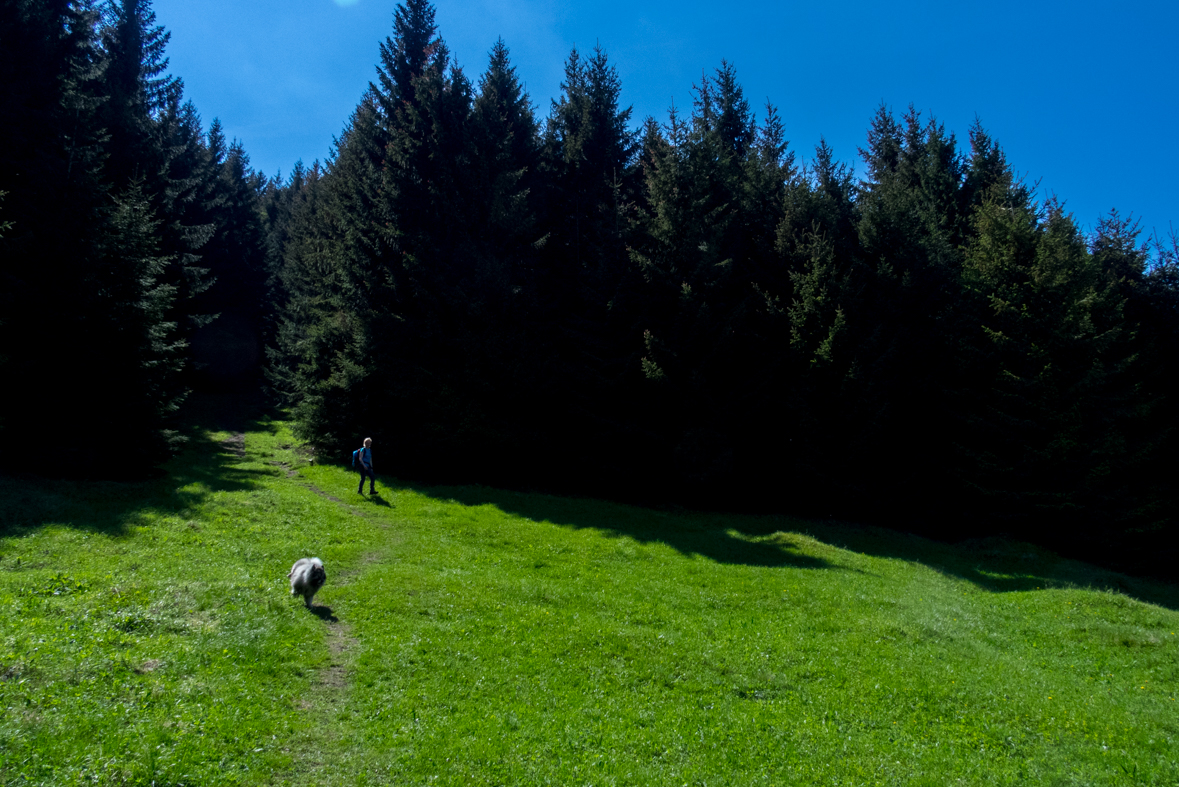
[354,437,376,495]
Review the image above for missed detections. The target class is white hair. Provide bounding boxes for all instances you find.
[288,558,326,607]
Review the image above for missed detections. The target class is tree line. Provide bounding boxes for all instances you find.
[3,0,1176,564]
[1,0,269,469]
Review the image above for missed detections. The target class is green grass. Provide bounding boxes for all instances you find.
[2,401,1178,785]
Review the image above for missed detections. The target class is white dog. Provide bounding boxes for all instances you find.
[288,557,326,607]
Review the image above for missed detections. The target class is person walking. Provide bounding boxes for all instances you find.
[354,437,376,495]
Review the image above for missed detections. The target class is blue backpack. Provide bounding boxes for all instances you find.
[352,448,361,467]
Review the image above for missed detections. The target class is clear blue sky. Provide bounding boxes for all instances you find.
[153,0,1178,242]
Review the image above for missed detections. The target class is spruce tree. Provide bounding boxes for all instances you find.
[274,1,512,478]
[1080,212,1156,527]
[471,38,540,267]
[189,122,268,388]
[0,0,197,471]
[98,0,181,188]
[1,0,107,467]
[844,105,970,515]
[772,140,863,499]
[952,194,1144,529]
[1135,233,1179,540]
[265,161,327,409]
[629,63,794,497]
[100,0,214,350]
[541,44,637,282]
[536,44,643,490]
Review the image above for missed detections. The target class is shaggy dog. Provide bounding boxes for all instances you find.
[288,557,326,607]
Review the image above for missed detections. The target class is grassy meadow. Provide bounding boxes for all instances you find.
[1,398,1178,785]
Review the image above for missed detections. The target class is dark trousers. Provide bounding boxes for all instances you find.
[358,466,376,493]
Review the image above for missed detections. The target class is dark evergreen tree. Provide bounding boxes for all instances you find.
[471,38,540,272]
[534,43,645,491]
[88,184,187,463]
[630,63,792,498]
[952,195,1146,532]
[1080,212,1163,535]
[100,0,213,358]
[272,2,536,480]
[462,39,553,476]
[189,120,269,388]
[265,161,331,413]
[0,0,192,471]
[97,0,179,186]
[767,139,864,504]
[1,0,106,467]
[541,45,637,277]
[287,92,393,449]
[1134,232,1179,546]
[374,0,445,121]
[844,105,970,516]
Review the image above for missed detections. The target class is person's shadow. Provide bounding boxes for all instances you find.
[364,493,393,508]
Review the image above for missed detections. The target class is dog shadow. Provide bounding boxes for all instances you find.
[308,604,338,622]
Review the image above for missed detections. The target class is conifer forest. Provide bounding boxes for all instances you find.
[3,0,1177,572]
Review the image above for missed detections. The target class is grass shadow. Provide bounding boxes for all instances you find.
[389,479,1177,609]
[0,391,275,539]
[752,518,1179,612]
[405,482,834,570]
[181,389,279,436]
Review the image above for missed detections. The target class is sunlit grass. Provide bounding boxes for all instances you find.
[1,402,1177,785]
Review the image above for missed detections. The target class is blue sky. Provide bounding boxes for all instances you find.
[153,0,1178,242]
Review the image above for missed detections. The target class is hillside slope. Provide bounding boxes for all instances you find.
[1,411,1177,785]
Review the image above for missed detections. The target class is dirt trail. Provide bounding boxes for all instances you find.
[303,616,354,696]
[225,432,384,704]
[260,439,400,782]
[265,456,391,520]
[220,432,246,458]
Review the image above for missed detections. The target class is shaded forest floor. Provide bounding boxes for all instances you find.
[1,393,1177,785]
